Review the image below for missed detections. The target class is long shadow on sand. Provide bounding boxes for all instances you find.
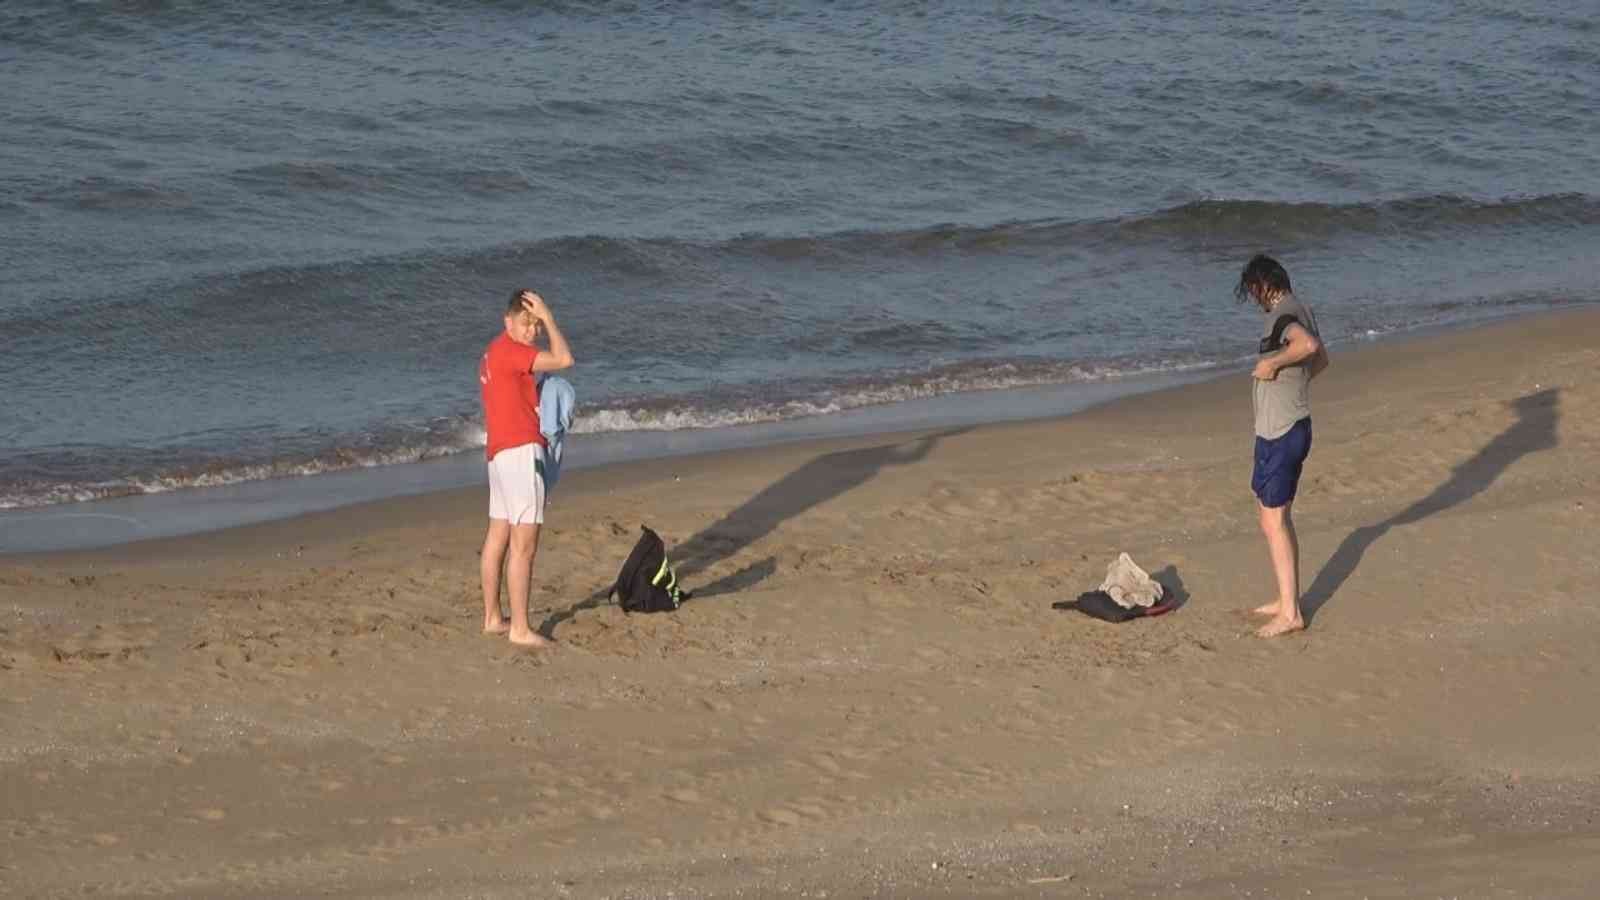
[539,427,972,637]
[1302,388,1560,623]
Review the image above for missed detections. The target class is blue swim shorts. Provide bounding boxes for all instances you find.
[1251,417,1313,508]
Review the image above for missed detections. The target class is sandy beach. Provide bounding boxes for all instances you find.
[3,309,1598,898]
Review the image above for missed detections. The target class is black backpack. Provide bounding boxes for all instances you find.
[609,526,690,613]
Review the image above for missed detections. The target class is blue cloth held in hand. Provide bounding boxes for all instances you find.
[537,375,575,492]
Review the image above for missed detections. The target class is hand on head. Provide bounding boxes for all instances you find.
[520,290,551,321]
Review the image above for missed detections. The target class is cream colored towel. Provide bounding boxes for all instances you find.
[1100,552,1164,609]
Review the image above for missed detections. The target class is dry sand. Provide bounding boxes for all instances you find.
[3,309,1599,898]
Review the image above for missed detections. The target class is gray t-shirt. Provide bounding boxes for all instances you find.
[1252,294,1321,439]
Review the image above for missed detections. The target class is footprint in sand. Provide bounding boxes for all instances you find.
[759,808,802,826]
[666,788,703,804]
[811,755,843,775]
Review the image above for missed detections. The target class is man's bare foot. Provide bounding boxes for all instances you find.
[483,617,510,635]
[508,628,551,648]
[1251,602,1281,616]
[1255,615,1305,638]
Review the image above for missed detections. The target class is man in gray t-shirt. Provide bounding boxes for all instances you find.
[1236,255,1330,637]
[1253,293,1321,440]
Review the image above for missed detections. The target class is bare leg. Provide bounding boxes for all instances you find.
[480,518,511,633]
[1255,500,1305,637]
[506,522,550,648]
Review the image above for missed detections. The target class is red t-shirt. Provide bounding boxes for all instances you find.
[479,333,545,460]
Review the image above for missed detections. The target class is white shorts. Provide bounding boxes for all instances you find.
[487,443,546,526]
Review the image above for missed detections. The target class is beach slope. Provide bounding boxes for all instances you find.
[3,310,1598,898]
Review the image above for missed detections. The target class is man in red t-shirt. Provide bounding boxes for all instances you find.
[479,289,574,647]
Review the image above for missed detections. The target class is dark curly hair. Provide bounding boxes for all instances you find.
[1234,254,1292,303]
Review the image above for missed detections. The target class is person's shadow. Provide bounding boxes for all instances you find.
[1302,388,1561,622]
[539,426,973,637]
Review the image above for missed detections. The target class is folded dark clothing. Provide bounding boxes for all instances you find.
[1053,589,1174,623]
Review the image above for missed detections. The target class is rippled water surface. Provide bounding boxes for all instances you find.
[2,1,1597,508]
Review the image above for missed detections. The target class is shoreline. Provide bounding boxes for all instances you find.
[0,365,1213,556]
[4,302,1592,558]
